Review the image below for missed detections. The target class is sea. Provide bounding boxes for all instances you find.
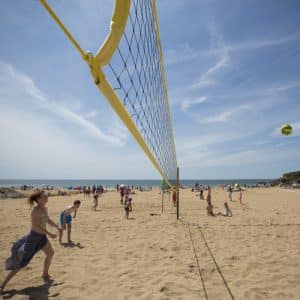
[0,179,273,189]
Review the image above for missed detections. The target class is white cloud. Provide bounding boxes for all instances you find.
[165,44,199,66]
[181,96,207,111]
[85,110,98,118]
[179,145,300,169]
[209,31,300,55]
[0,105,156,179]
[267,81,300,93]
[194,49,229,88]
[165,31,300,76]
[199,104,251,123]
[0,62,125,146]
[193,24,229,88]
[176,132,239,153]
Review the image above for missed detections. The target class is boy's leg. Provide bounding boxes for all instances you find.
[67,224,72,243]
[0,269,19,293]
[41,241,54,277]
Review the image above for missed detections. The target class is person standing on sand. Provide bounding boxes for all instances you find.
[199,188,204,200]
[120,186,125,204]
[238,190,243,204]
[172,190,177,207]
[228,185,233,201]
[206,186,214,216]
[93,190,100,210]
[0,191,61,293]
[124,197,130,219]
[59,200,81,244]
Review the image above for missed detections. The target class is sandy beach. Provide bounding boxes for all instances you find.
[1,187,300,299]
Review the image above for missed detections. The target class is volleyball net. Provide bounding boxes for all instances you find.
[39,0,178,187]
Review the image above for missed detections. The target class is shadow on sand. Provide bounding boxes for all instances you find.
[60,241,84,249]
[2,278,64,300]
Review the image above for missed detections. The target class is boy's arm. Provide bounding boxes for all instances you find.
[47,217,60,230]
[73,209,77,218]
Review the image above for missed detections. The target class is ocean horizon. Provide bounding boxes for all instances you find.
[0,179,274,188]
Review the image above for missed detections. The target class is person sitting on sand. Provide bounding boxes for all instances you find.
[59,200,81,244]
[206,186,214,216]
[217,202,232,217]
[124,196,130,219]
[0,191,61,293]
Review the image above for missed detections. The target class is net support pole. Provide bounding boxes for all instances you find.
[176,167,179,220]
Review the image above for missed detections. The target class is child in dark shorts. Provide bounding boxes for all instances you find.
[124,196,131,219]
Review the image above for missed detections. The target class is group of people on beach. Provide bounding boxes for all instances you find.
[0,191,81,293]
[197,186,233,217]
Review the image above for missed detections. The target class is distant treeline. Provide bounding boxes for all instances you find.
[272,170,300,185]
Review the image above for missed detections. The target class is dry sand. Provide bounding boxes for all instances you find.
[0,187,300,299]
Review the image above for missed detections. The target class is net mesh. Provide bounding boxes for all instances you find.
[104,0,177,183]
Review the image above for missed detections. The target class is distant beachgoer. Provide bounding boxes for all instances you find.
[199,188,204,200]
[99,185,104,195]
[228,185,233,201]
[172,190,177,207]
[87,186,91,197]
[93,190,100,210]
[59,200,81,244]
[120,187,125,204]
[238,191,243,204]
[124,197,130,219]
[128,197,133,212]
[217,202,232,217]
[0,191,61,293]
[206,186,214,216]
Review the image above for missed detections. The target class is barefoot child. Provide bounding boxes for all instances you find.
[93,190,99,210]
[59,200,81,244]
[124,196,130,219]
[1,191,61,293]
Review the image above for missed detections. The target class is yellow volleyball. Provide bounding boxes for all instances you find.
[281,124,292,136]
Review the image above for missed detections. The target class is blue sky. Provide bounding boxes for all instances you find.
[0,0,300,179]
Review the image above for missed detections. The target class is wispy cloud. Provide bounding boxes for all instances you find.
[180,145,300,168]
[193,24,229,88]
[165,31,300,68]
[1,62,125,146]
[181,96,207,111]
[200,104,251,123]
[210,31,300,55]
[85,110,98,118]
[165,43,199,66]
[267,80,300,93]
